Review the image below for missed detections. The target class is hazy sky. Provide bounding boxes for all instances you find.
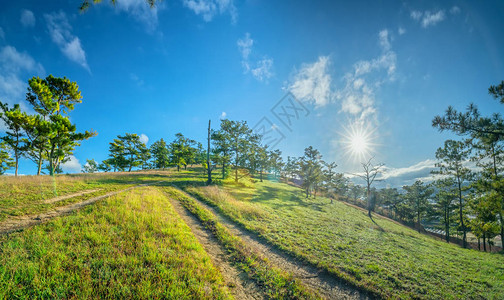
[0,0,503,186]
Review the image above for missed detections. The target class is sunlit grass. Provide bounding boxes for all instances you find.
[0,187,230,299]
[0,170,173,221]
[187,178,504,299]
[164,186,318,299]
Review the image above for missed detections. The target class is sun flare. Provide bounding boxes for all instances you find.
[340,122,377,162]
[349,133,369,155]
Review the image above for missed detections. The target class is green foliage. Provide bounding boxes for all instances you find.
[79,0,157,12]
[488,80,504,104]
[211,128,232,179]
[108,133,148,172]
[283,156,299,180]
[402,180,434,227]
[0,142,15,175]
[25,75,97,176]
[297,146,324,198]
[217,119,260,182]
[150,138,170,169]
[169,133,198,172]
[433,81,504,249]
[98,159,112,172]
[82,159,98,173]
[434,139,473,246]
[0,103,27,176]
[431,178,458,241]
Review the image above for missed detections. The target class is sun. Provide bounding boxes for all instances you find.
[349,133,369,155]
[340,121,377,162]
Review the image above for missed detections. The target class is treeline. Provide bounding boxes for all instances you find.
[0,75,95,176]
[348,81,504,252]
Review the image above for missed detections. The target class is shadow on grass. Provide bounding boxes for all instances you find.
[247,185,330,212]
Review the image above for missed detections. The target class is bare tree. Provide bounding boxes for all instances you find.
[356,157,384,218]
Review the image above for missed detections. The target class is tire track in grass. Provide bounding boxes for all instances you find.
[165,186,319,300]
[0,182,160,235]
[176,185,370,300]
[164,190,265,300]
[43,189,102,204]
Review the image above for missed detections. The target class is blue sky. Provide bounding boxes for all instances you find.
[0,0,503,186]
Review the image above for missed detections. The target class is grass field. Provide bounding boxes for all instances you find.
[0,170,171,221]
[2,167,503,299]
[0,186,230,299]
[183,174,504,299]
[164,186,318,299]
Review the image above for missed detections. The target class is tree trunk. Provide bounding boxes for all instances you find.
[499,211,504,252]
[259,168,263,182]
[206,120,212,185]
[222,162,226,179]
[235,164,238,183]
[483,235,487,252]
[417,209,421,232]
[445,207,450,243]
[37,150,43,175]
[234,149,239,182]
[457,180,467,248]
[49,147,55,176]
[15,153,19,176]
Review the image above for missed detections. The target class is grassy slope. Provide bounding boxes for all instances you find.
[0,186,230,299]
[185,175,504,299]
[164,186,318,300]
[0,170,171,221]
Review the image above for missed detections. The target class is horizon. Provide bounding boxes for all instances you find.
[1,0,503,188]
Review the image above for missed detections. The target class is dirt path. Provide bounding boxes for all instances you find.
[43,189,102,204]
[165,193,265,300]
[0,182,157,235]
[173,186,370,300]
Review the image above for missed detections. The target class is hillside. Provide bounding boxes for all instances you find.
[1,168,503,299]
[181,171,504,299]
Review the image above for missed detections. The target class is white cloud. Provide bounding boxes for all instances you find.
[336,29,396,124]
[379,29,391,51]
[61,155,82,173]
[115,0,162,32]
[220,111,227,119]
[450,6,461,15]
[410,10,446,28]
[130,73,144,86]
[398,26,406,35]
[139,133,149,145]
[237,33,273,82]
[237,33,253,60]
[410,10,422,21]
[0,46,44,74]
[422,10,445,28]
[183,0,237,23]
[251,58,273,81]
[237,32,253,72]
[44,11,90,71]
[364,156,481,188]
[20,9,36,27]
[347,159,437,188]
[380,159,436,181]
[288,56,332,107]
[0,46,45,105]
